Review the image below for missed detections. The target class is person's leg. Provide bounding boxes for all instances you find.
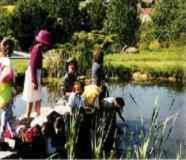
[26,102,33,118]
[35,100,41,116]
[6,104,16,137]
[0,109,7,140]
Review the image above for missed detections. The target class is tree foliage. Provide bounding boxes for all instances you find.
[104,0,139,46]
[1,0,82,50]
[152,0,186,42]
[0,9,13,39]
[10,0,48,50]
[79,0,107,30]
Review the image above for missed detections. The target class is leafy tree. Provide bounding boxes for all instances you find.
[104,0,139,46]
[10,0,48,50]
[9,0,83,50]
[0,9,13,38]
[0,0,17,5]
[40,0,82,41]
[79,0,107,30]
[152,0,186,42]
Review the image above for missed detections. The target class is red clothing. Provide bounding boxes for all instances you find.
[29,44,43,85]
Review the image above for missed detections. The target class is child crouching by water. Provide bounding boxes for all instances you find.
[0,37,15,141]
[101,97,126,158]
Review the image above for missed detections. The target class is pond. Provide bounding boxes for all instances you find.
[5,82,186,158]
[108,82,186,158]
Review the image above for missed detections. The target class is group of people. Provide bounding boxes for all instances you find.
[0,29,127,158]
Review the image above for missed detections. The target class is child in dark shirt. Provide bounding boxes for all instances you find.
[63,58,78,97]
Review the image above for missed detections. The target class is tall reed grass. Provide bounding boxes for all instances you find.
[63,97,180,159]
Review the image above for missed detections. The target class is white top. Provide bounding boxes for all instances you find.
[0,57,11,68]
[103,97,115,108]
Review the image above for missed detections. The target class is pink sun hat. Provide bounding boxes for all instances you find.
[35,30,51,45]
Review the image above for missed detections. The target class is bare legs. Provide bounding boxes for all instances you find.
[26,100,41,118]
[35,100,41,116]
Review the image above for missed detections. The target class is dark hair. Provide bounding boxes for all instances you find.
[73,81,84,91]
[93,46,104,64]
[115,97,125,107]
[1,38,14,57]
[65,57,78,71]
[54,116,65,133]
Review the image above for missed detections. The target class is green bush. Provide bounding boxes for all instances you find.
[43,30,119,77]
[72,30,119,74]
[138,22,156,50]
[104,0,140,46]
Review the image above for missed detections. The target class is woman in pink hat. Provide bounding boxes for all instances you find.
[22,30,51,118]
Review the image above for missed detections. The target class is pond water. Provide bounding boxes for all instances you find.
[108,83,186,158]
[3,82,186,158]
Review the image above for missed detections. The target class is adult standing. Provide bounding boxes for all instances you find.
[22,30,51,118]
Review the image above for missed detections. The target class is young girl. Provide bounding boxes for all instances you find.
[0,37,15,140]
[22,30,51,118]
[63,58,78,97]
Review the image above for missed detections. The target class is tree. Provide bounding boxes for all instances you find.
[79,0,107,30]
[0,10,13,38]
[9,0,82,50]
[152,0,186,42]
[10,0,48,50]
[104,0,139,46]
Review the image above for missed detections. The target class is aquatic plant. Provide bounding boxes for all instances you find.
[133,97,178,159]
[65,110,80,159]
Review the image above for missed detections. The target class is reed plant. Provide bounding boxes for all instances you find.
[63,97,179,159]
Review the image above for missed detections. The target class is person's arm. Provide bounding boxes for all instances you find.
[0,66,13,84]
[116,109,126,123]
[67,93,75,108]
[30,46,41,89]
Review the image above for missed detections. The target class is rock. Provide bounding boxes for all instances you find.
[132,72,148,81]
[148,40,161,50]
[121,45,139,53]
[159,77,168,82]
[168,77,176,82]
[125,47,139,53]
[132,72,141,81]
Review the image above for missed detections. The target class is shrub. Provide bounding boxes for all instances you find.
[43,43,74,78]
[43,31,119,77]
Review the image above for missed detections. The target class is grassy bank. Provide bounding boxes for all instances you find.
[11,47,186,84]
[105,47,186,82]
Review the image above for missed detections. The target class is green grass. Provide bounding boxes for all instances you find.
[11,59,28,74]
[105,47,186,80]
